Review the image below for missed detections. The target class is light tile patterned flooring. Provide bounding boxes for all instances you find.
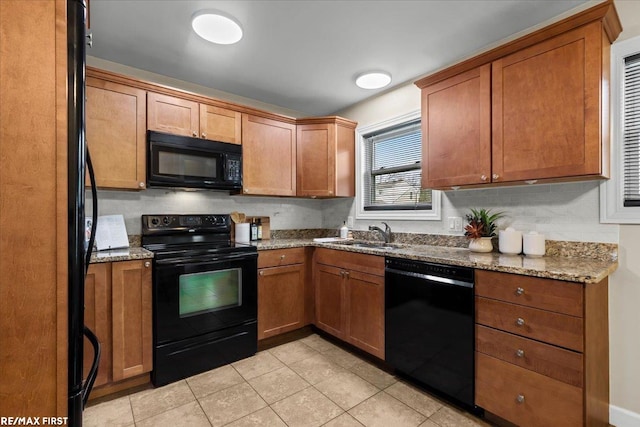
[84,334,490,427]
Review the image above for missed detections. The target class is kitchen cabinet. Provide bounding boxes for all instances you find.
[147,92,242,144]
[241,114,297,196]
[313,249,385,359]
[257,248,306,340]
[416,4,621,189]
[474,270,609,426]
[84,259,152,397]
[112,260,153,382]
[84,263,111,387]
[86,76,147,190]
[296,117,357,198]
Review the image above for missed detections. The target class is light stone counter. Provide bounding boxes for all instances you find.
[253,239,617,284]
[89,246,154,264]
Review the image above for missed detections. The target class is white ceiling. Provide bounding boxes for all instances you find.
[89,0,589,116]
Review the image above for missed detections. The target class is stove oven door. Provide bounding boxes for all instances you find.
[153,252,257,344]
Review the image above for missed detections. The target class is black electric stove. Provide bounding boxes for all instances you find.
[142,214,258,386]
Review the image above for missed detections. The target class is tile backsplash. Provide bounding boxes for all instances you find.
[88,180,619,244]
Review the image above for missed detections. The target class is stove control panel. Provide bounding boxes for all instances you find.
[142,214,230,234]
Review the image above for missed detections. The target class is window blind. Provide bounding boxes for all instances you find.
[363,120,431,211]
[624,52,640,206]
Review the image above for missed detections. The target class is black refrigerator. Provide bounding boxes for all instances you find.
[67,0,100,425]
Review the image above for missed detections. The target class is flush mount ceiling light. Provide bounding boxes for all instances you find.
[355,71,392,89]
[191,11,243,45]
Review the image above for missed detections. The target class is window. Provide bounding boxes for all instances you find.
[356,111,440,220]
[601,35,640,223]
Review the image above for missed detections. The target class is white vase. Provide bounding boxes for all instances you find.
[469,237,493,253]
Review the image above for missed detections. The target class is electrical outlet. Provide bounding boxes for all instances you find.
[347,216,354,228]
[448,216,463,232]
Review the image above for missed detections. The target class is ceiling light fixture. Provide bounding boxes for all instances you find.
[355,71,392,89]
[191,11,243,45]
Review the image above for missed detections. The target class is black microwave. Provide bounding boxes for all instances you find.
[147,131,242,191]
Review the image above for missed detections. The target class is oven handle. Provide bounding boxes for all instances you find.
[155,252,257,266]
[385,267,474,288]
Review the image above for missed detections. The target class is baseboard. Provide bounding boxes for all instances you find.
[610,405,640,427]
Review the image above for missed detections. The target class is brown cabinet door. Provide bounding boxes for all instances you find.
[296,123,336,197]
[84,263,111,388]
[241,114,296,196]
[199,104,242,144]
[147,92,199,137]
[258,264,305,340]
[314,264,345,338]
[111,260,152,382]
[421,64,491,188]
[492,22,604,182]
[344,270,384,359]
[86,78,146,190]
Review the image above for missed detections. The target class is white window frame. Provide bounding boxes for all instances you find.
[601,35,640,223]
[355,110,441,221]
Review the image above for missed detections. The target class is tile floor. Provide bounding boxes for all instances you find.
[84,334,490,427]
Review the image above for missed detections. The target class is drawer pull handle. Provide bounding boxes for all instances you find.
[516,318,525,327]
[516,394,525,404]
[516,349,525,358]
[280,255,286,260]
[515,287,524,296]
[259,271,264,276]
[144,261,150,268]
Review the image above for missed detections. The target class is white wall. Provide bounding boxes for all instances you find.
[609,0,640,422]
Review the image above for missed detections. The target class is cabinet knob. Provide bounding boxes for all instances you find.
[516,394,525,404]
[259,270,264,276]
[516,317,525,327]
[138,182,145,188]
[515,287,525,296]
[280,255,285,260]
[516,349,525,358]
[480,175,487,181]
[144,261,150,268]
[201,132,206,138]
[192,131,198,137]
[492,173,500,180]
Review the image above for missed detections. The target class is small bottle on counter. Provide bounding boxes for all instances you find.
[250,218,258,241]
[340,221,349,239]
[257,218,263,241]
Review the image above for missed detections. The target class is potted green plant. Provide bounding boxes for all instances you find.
[464,208,505,252]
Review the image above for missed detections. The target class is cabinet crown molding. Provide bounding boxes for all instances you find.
[414,0,621,89]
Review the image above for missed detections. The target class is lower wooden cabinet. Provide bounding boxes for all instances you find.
[313,249,385,359]
[84,259,152,396]
[475,270,609,427]
[257,248,306,340]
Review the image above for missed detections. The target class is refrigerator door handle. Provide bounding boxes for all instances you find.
[81,326,101,407]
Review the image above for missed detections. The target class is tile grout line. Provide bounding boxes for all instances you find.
[184,377,214,427]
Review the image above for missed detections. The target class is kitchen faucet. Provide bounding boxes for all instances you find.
[369,222,391,243]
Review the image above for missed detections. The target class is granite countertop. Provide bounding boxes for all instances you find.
[253,239,617,284]
[89,246,154,264]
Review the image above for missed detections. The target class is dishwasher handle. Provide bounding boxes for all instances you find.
[385,267,474,288]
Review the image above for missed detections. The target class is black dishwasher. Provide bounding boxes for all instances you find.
[385,257,475,409]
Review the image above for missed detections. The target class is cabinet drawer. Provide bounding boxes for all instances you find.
[258,248,305,268]
[314,248,384,276]
[476,297,583,352]
[476,325,583,387]
[476,270,583,317]
[476,353,583,427]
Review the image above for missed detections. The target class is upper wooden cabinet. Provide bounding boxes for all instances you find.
[147,92,199,137]
[86,77,147,190]
[416,1,621,190]
[421,65,491,188]
[296,117,357,198]
[241,114,297,196]
[148,92,242,144]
